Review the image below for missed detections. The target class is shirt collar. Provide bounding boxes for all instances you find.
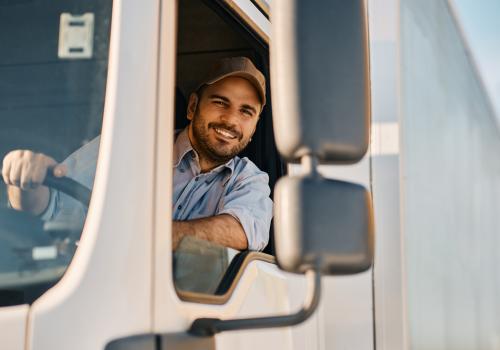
[173,128,193,168]
[173,127,236,175]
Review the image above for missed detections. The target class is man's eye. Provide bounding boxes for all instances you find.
[241,109,253,117]
[214,100,226,106]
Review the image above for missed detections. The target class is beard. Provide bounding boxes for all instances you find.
[191,110,251,164]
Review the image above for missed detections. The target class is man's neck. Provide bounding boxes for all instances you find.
[198,156,222,173]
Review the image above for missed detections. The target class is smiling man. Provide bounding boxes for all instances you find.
[172,57,273,251]
[2,56,273,252]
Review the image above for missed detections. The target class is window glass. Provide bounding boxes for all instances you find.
[0,0,112,306]
[174,238,237,294]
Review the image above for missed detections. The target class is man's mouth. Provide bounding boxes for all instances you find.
[213,127,238,140]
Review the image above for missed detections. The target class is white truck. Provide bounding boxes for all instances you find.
[1,0,499,349]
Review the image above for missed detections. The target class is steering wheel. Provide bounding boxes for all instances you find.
[42,173,91,207]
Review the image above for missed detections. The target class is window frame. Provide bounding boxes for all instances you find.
[171,0,278,305]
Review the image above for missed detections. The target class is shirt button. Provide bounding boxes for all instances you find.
[179,168,185,173]
[177,205,182,210]
[195,177,199,182]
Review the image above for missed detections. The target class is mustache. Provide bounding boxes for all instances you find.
[208,122,242,140]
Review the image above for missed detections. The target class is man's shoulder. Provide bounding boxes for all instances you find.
[231,156,268,181]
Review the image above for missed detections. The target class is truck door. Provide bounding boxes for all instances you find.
[1,1,160,349]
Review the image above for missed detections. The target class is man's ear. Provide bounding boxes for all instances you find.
[187,93,199,121]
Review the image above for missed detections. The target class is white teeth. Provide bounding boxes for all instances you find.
[215,128,236,139]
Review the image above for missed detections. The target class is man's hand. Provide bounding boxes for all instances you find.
[172,214,248,251]
[2,150,67,215]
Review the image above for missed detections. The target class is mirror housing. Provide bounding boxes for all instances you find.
[274,175,374,275]
[271,0,370,163]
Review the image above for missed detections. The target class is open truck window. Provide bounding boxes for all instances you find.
[172,0,283,298]
[0,0,112,307]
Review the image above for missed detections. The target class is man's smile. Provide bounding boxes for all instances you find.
[213,126,239,140]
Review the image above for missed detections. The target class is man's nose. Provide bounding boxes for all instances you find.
[219,108,238,125]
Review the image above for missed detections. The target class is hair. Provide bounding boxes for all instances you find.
[192,84,207,115]
[195,84,207,100]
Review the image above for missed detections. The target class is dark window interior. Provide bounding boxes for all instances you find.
[175,0,284,254]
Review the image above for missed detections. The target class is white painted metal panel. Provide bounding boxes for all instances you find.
[401,0,500,348]
[215,262,316,350]
[369,0,408,349]
[0,305,28,350]
[27,1,159,348]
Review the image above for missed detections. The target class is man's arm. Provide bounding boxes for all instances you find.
[172,214,248,251]
[218,168,273,251]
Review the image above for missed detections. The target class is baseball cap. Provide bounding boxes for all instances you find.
[197,56,266,108]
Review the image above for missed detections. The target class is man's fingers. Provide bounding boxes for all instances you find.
[20,160,33,190]
[52,164,67,178]
[31,163,48,188]
[9,159,22,187]
[2,153,12,185]
[1,150,60,189]
[31,154,61,185]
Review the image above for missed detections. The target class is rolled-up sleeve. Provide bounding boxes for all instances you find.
[219,171,273,251]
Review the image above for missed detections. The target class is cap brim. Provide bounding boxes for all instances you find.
[205,71,266,107]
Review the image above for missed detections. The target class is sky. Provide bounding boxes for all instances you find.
[452,0,500,116]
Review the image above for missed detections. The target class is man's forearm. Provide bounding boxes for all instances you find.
[173,214,248,251]
[7,185,50,216]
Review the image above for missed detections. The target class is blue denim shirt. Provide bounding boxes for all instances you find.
[44,129,273,250]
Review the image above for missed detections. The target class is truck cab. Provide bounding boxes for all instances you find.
[0,1,373,348]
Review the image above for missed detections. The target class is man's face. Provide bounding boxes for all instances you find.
[187,76,262,165]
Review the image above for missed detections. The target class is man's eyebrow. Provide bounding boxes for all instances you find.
[209,94,258,115]
[208,94,230,102]
[241,104,257,115]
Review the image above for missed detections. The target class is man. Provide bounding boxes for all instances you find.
[2,57,273,251]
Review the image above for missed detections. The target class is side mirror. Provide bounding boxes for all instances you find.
[274,174,374,275]
[270,0,373,273]
[271,0,370,163]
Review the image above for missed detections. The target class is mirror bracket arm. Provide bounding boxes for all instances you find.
[188,269,321,337]
[300,153,320,177]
